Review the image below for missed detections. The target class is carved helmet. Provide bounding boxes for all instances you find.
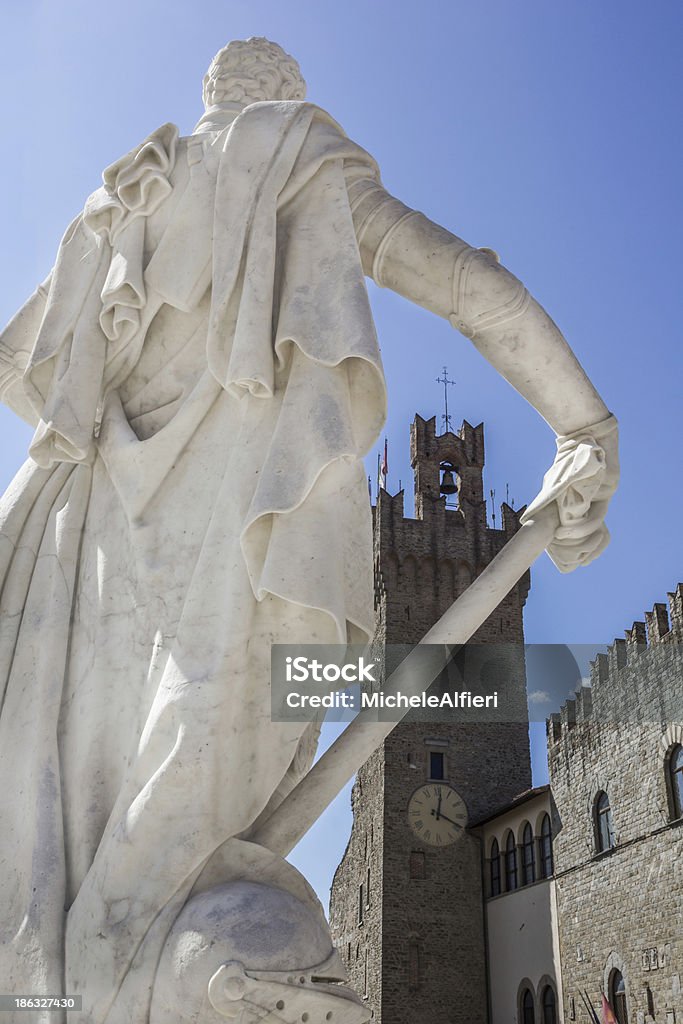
[150,880,369,1024]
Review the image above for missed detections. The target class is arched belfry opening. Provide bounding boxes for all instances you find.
[409,413,486,522]
[439,461,459,504]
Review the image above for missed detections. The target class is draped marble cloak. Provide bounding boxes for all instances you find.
[0,101,385,1022]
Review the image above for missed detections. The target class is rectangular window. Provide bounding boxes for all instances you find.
[358,883,364,924]
[408,938,420,991]
[429,751,444,780]
[410,851,425,879]
[366,867,370,905]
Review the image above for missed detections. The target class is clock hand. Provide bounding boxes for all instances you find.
[431,810,463,828]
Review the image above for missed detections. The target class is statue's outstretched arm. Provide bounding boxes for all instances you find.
[0,276,51,426]
[349,179,618,572]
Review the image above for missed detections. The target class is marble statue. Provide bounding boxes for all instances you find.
[0,37,618,1023]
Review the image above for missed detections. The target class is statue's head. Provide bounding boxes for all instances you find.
[202,38,306,109]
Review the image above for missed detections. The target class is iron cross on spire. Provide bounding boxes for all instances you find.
[436,366,455,433]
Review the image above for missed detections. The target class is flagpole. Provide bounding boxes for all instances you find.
[580,990,600,1024]
[379,438,388,491]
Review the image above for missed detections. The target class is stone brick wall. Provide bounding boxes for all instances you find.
[330,748,386,1015]
[548,585,683,1024]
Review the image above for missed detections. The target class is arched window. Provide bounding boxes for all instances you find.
[521,988,535,1024]
[489,838,501,897]
[521,822,535,884]
[668,745,683,819]
[539,814,553,877]
[595,791,615,852]
[609,970,628,1024]
[542,986,557,1024]
[505,831,518,891]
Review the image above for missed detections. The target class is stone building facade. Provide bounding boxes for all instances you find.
[547,586,683,1024]
[329,413,532,1024]
[474,786,563,1024]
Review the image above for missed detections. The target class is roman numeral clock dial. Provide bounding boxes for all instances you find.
[407,784,468,846]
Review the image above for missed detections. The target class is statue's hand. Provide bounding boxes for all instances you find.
[520,414,619,573]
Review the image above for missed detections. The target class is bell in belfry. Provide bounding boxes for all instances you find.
[440,464,458,495]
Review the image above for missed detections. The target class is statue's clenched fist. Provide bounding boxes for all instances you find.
[521,414,619,572]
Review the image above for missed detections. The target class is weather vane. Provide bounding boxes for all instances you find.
[436,366,455,432]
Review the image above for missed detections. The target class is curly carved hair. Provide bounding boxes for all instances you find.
[202,38,306,108]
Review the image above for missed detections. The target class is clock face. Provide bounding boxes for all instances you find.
[407,783,468,846]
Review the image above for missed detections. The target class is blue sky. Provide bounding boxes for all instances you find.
[1,2,681,909]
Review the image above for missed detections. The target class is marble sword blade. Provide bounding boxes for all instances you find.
[248,505,558,857]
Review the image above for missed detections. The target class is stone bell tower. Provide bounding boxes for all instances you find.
[329,412,532,1024]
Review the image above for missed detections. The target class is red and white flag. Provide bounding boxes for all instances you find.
[379,438,388,490]
[601,995,618,1024]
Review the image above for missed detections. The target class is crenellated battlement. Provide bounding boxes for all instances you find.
[410,413,486,520]
[547,584,683,747]
[410,413,485,470]
[373,412,530,644]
